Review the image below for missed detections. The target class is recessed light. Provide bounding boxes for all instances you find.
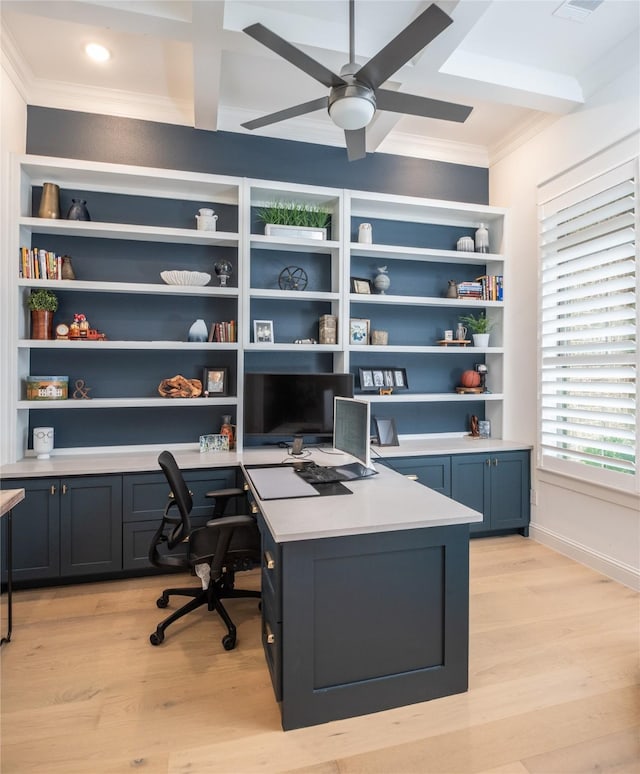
[85,43,111,63]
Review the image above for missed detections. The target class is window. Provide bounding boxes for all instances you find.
[538,158,638,491]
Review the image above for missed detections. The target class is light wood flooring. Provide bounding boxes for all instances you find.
[1,536,638,773]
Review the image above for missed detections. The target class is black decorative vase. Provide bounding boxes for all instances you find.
[66,199,91,221]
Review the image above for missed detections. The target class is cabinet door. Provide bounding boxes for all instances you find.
[59,476,123,577]
[1,478,60,582]
[386,456,451,496]
[122,468,239,570]
[488,452,530,530]
[451,455,490,533]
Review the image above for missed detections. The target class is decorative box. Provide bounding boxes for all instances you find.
[199,434,230,453]
[26,375,69,400]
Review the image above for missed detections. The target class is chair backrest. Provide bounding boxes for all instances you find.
[156,450,193,551]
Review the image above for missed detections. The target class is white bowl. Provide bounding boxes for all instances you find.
[161,270,211,286]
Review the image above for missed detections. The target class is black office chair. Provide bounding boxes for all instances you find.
[148,450,261,651]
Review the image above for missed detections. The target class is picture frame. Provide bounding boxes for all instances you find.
[350,277,373,294]
[373,417,399,446]
[203,367,228,396]
[359,367,409,391]
[253,319,274,344]
[349,318,370,345]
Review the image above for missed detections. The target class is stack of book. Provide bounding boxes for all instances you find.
[19,247,61,280]
[319,314,337,344]
[456,280,483,299]
[208,320,237,342]
[475,275,504,301]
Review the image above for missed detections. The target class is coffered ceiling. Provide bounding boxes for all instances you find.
[1,0,638,164]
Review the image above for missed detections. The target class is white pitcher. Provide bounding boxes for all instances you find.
[358,222,372,243]
[456,325,467,341]
[195,208,218,231]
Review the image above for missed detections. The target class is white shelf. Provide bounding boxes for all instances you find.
[350,345,504,354]
[250,234,340,254]
[19,339,239,350]
[18,278,239,297]
[20,217,239,246]
[18,396,238,409]
[244,343,341,352]
[249,288,339,302]
[361,392,504,403]
[349,242,504,266]
[349,293,503,308]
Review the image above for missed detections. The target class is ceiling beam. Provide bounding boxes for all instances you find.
[191,0,225,131]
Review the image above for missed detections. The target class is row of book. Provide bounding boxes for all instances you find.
[209,320,237,342]
[20,247,62,280]
[457,275,503,301]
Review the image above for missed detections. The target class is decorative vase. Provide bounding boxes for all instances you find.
[61,255,76,280]
[474,223,489,253]
[373,266,390,294]
[66,199,91,221]
[446,280,458,298]
[196,208,218,231]
[38,183,60,219]
[358,222,373,243]
[220,414,235,450]
[33,427,54,459]
[187,318,208,342]
[31,310,54,340]
[472,333,490,347]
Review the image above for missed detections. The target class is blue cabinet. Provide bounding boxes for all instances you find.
[450,451,530,535]
[384,450,530,537]
[2,475,122,583]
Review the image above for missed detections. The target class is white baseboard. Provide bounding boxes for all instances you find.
[529,524,640,591]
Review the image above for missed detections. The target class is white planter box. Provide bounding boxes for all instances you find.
[264,223,327,240]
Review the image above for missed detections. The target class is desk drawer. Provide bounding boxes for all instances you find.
[259,517,282,621]
[262,594,282,701]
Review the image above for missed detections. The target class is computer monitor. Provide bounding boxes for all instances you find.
[333,396,373,471]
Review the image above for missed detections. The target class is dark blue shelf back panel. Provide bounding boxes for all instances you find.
[251,250,332,293]
[250,299,333,343]
[369,401,486,436]
[350,259,485,298]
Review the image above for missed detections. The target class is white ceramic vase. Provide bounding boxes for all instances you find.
[188,319,208,342]
[373,266,390,294]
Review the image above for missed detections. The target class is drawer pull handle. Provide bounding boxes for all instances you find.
[405,474,419,481]
[250,502,259,514]
[265,622,275,644]
[50,485,56,495]
[486,458,491,466]
[264,550,275,570]
[62,484,68,495]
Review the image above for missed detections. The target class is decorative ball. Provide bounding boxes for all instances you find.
[460,370,481,388]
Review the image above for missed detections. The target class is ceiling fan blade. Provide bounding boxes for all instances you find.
[376,88,472,123]
[244,23,345,89]
[355,4,453,90]
[344,128,366,161]
[242,97,329,131]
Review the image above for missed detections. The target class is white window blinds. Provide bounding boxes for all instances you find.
[539,159,638,487]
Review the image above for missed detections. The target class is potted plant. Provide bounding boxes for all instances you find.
[458,311,494,347]
[27,288,58,340]
[257,201,330,240]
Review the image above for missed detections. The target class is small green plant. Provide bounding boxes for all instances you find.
[27,288,58,312]
[257,201,330,229]
[458,311,493,334]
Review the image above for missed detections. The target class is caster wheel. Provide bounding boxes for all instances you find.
[222,634,236,651]
[150,630,164,646]
[156,596,168,608]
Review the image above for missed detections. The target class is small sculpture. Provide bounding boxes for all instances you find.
[373,266,390,294]
[158,375,202,398]
[214,260,232,286]
[469,415,480,437]
[279,266,308,291]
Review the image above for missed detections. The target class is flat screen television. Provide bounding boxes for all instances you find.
[243,372,354,441]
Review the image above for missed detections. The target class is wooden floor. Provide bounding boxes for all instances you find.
[1,536,638,773]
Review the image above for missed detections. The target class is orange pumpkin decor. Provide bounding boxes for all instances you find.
[460,370,481,389]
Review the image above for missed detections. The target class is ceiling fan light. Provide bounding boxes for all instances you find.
[329,95,375,130]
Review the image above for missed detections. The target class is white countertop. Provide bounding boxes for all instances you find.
[0,437,531,480]
[242,457,483,543]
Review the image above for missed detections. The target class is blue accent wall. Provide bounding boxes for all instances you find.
[26,107,488,204]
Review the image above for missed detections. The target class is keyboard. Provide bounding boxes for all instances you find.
[293,461,378,485]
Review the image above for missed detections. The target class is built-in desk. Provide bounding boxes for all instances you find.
[242,458,482,731]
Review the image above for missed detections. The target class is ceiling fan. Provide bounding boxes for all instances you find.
[241,0,472,161]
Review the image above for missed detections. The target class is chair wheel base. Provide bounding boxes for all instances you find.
[150,630,164,646]
[156,595,169,609]
[222,634,236,651]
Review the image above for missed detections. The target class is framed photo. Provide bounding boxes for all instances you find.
[372,369,384,387]
[350,277,373,294]
[358,368,375,390]
[373,417,399,447]
[349,318,370,345]
[254,319,274,344]
[393,368,409,389]
[203,367,228,396]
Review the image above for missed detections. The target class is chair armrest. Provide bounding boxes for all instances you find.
[205,487,244,499]
[204,513,256,529]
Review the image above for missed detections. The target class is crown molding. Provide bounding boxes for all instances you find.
[488,112,559,166]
